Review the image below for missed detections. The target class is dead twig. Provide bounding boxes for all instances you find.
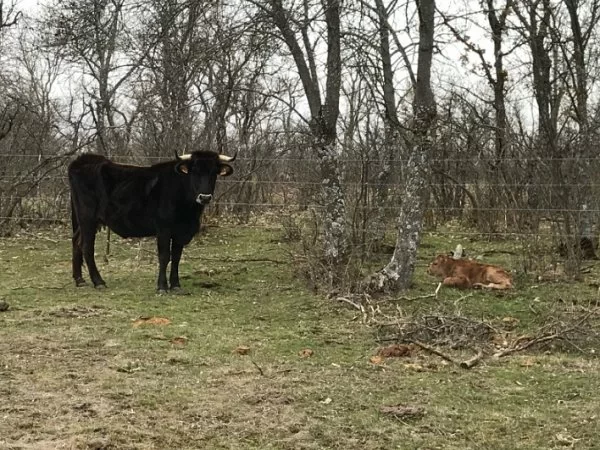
[411,340,460,365]
[453,292,473,306]
[459,349,484,369]
[412,340,484,370]
[495,308,598,357]
[336,296,363,311]
[493,333,561,358]
[391,284,441,303]
[188,255,286,264]
[250,358,265,376]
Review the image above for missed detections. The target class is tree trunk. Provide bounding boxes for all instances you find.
[371,0,404,249]
[563,0,595,258]
[267,0,347,263]
[369,0,436,291]
[315,135,346,262]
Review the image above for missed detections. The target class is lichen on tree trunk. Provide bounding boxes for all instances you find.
[369,143,430,291]
[368,0,436,292]
[316,139,346,263]
[371,129,396,250]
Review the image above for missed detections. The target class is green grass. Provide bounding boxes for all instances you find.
[1,226,599,449]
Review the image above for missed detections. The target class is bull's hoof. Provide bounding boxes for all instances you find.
[75,278,87,287]
[94,283,107,290]
[156,289,168,296]
[170,286,190,296]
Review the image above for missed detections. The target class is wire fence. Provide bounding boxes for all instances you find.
[1,152,599,267]
[3,153,600,162]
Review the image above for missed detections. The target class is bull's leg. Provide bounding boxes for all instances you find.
[81,226,106,288]
[169,241,184,291]
[71,200,86,287]
[156,233,171,294]
[72,228,86,287]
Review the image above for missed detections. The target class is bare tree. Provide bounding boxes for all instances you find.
[136,0,210,157]
[46,0,143,156]
[439,0,513,165]
[560,0,600,257]
[370,0,436,291]
[252,0,347,264]
[0,0,21,37]
[0,22,78,231]
[0,0,21,142]
[513,0,598,270]
[514,0,559,156]
[436,1,518,233]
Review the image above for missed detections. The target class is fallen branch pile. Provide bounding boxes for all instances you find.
[334,292,600,369]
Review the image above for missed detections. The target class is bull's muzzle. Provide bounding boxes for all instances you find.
[196,193,213,205]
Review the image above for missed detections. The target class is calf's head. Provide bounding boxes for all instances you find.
[427,254,453,277]
[175,151,235,205]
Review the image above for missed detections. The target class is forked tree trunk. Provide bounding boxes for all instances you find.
[267,0,347,263]
[369,0,436,292]
[370,150,430,290]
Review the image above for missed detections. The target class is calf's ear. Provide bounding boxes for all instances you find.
[219,164,233,176]
[175,162,189,175]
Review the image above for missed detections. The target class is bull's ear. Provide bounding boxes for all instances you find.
[175,162,189,175]
[219,164,233,176]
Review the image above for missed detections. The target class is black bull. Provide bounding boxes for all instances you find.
[68,151,235,293]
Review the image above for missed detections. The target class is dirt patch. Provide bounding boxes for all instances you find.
[49,305,107,319]
[380,404,425,420]
[132,316,171,327]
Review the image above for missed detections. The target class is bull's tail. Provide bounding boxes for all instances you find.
[70,193,82,247]
[71,195,76,232]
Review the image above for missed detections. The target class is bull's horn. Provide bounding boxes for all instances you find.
[173,151,191,160]
[219,152,237,163]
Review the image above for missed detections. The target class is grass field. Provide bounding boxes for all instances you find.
[1,225,599,449]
